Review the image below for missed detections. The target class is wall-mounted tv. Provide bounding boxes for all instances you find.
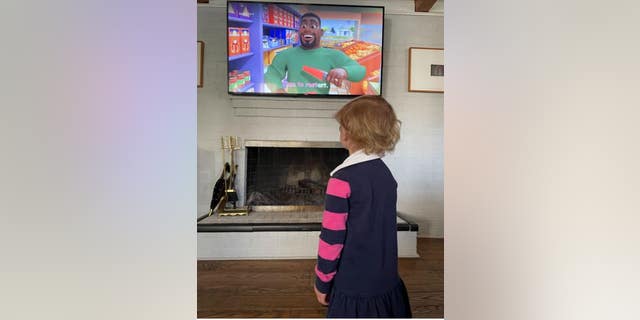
[227,1,384,97]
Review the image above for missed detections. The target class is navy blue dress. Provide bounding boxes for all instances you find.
[315,158,412,318]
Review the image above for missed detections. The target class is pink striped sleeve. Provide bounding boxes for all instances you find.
[317,238,344,261]
[315,265,337,282]
[326,177,351,198]
[322,210,348,231]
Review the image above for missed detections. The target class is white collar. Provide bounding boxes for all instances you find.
[330,149,381,176]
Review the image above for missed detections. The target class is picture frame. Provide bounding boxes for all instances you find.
[408,47,444,93]
[197,41,205,88]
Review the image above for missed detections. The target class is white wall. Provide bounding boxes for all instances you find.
[445,1,640,319]
[197,1,444,237]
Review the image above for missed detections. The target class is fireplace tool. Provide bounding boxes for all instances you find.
[218,136,250,217]
[208,137,231,216]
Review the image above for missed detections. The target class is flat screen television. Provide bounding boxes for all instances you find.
[227,1,384,97]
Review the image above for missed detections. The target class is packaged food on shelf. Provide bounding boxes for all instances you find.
[229,76,238,92]
[342,41,381,60]
[228,70,252,92]
[237,74,246,88]
[265,4,276,24]
[340,40,382,76]
[243,71,251,84]
[228,27,241,56]
[240,28,250,53]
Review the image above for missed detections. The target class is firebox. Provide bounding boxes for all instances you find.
[244,140,348,211]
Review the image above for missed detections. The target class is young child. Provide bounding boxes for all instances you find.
[314,95,412,318]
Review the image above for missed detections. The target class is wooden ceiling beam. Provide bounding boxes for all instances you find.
[415,0,438,12]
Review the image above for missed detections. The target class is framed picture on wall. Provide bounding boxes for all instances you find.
[408,47,444,93]
[197,41,205,88]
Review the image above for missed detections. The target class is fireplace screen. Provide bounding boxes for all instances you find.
[245,142,348,207]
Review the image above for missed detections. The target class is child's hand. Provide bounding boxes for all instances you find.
[314,285,329,306]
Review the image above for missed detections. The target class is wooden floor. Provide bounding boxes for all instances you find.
[198,238,443,318]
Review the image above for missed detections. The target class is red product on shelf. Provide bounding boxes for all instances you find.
[228,27,241,56]
[267,4,276,24]
[237,74,246,89]
[240,28,250,53]
[229,70,252,92]
[274,7,279,25]
[273,7,279,25]
[229,76,238,92]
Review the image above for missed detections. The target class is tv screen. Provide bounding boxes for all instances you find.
[227,1,384,97]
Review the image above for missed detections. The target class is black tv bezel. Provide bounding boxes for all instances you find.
[226,0,385,99]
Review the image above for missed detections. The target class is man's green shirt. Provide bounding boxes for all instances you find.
[264,46,366,94]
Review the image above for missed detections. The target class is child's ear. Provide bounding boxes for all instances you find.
[344,132,354,147]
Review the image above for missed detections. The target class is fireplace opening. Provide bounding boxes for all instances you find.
[245,141,348,210]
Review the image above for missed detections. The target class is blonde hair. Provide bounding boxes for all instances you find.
[335,95,401,156]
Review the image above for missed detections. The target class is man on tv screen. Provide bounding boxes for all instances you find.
[264,12,366,94]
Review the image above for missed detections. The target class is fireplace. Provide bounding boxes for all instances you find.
[244,140,348,211]
[197,140,419,260]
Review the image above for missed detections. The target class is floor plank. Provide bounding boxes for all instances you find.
[198,237,443,318]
